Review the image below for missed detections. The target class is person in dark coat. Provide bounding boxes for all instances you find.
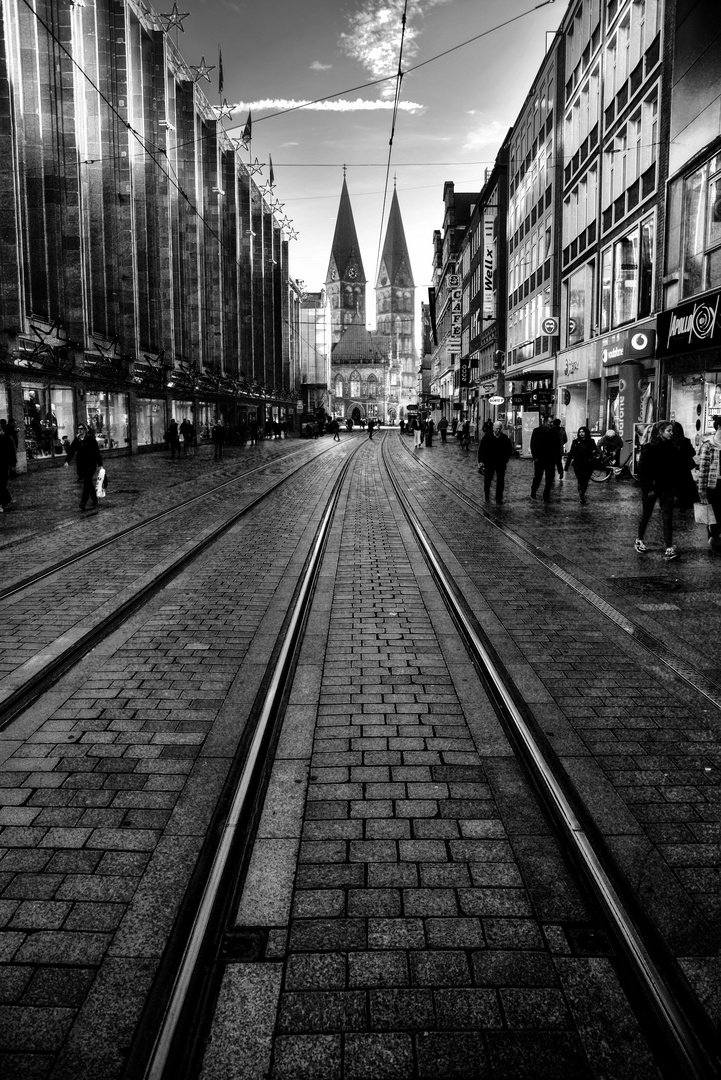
[635,421,684,560]
[0,423,16,511]
[438,416,448,443]
[564,426,597,504]
[697,418,721,553]
[65,423,103,509]
[478,421,513,503]
[212,419,225,460]
[424,418,435,447]
[166,418,180,459]
[671,421,697,509]
[368,418,375,440]
[551,418,567,479]
[530,418,557,502]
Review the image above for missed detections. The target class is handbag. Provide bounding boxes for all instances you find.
[95,466,107,499]
[694,502,716,526]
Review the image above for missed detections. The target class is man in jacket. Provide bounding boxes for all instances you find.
[478,421,513,503]
[65,424,103,509]
[530,417,557,503]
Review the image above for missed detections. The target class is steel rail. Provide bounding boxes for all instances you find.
[0,444,321,603]
[402,437,721,712]
[141,445,358,1080]
[0,444,339,732]
[383,439,718,1080]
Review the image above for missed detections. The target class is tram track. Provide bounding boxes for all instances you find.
[0,443,337,731]
[124,434,717,1080]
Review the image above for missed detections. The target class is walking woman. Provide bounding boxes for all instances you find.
[564,426,596,504]
[697,417,721,554]
[635,421,683,560]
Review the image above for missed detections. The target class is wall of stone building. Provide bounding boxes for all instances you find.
[0,0,293,456]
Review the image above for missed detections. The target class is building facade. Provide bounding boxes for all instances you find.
[375,187,417,423]
[0,0,298,469]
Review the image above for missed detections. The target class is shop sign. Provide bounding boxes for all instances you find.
[601,325,656,366]
[488,395,504,405]
[657,289,721,356]
[511,394,524,406]
[482,212,495,322]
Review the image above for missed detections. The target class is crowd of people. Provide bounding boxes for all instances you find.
[1,408,720,560]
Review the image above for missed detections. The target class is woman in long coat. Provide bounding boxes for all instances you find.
[564,426,596,503]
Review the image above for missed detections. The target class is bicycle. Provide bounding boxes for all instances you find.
[589,444,638,483]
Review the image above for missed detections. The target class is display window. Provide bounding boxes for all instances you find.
[0,386,9,424]
[196,401,215,440]
[136,398,166,446]
[23,384,74,458]
[85,391,128,449]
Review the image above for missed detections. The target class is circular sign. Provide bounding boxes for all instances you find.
[541,318,558,335]
[630,332,648,352]
[488,395,504,405]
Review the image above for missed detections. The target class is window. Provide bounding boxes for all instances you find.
[335,375,344,398]
[679,156,721,298]
[600,214,655,329]
[367,375,377,399]
[350,371,360,399]
[564,261,594,346]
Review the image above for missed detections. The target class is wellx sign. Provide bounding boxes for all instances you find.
[657,289,721,357]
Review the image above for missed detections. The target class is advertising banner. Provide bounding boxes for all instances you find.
[617,361,643,457]
[657,289,721,357]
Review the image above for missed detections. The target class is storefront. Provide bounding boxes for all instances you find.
[557,345,600,439]
[84,390,129,450]
[22,383,74,459]
[506,371,555,454]
[135,397,167,448]
[658,289,721,451]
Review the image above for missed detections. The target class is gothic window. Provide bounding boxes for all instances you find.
[367,375,377,399]
[335,375,344,398]
[350,371,360,398]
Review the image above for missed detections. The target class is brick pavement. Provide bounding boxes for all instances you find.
[0,447,344,1080]
[202,440,659,1080]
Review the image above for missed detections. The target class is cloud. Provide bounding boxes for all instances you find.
[339,0,455,99]
[281,141,299,147]
[310,61,332,71]
[462,119,505,153]
[232,98,425,113]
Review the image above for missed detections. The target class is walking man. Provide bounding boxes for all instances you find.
[212,418,225,461]
[530,417,557,503]
[551,418,567,480]
[478,421,513,503]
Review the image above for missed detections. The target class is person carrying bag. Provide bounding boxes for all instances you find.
[696,417,721,554]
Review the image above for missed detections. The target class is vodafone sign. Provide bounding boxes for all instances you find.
[601,326,656,365]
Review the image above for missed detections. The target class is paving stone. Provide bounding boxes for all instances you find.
[344,1033,414,1080]
[277,990,366,1033]
[271,1034,341,1080]
[285,953,346,991]
[415,1030,487,1079]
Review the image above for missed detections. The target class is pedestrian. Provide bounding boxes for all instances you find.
[65,422,102,510]
[697,416,721,554]
[551,418,567,479]
[399,418,405,436]
[635,420,684,560]
[478,420,513,503]
[459,419,471,451]
[451,417,458,439]
[438,416,448,443]
[424,418,435,447]
[530,417,557,502]
[179,417,192,457]
[212,418,225,460]
[564,425,597,504]
[368,418,375,440]
[166,417,180,459]
[671,422,698,510]
[412,416,422,450]
[332,419,341,442]
[0,421,16,512]
[598,426,623,465]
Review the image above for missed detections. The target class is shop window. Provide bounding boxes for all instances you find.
[600,214,654,330]
[85,391,129,450]
[136,398,166,446]
[23,384,74,458]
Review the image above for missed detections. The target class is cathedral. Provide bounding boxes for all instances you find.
[325,178,416,425]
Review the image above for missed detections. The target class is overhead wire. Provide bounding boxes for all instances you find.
[373,0,410,287]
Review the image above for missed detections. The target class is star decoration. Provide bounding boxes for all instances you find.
[214,99,235,122]
[143,350,166,367]
[160,3,189,31]
[230,137,245,153]
[92,336,120,358]
[280,216,293,230]
[190,56,214,83]
[271,199,284,214]
[259,181,274,198]
[288,228,299,241]
[247,158,264,176]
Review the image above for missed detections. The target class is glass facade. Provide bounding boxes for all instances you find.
[22,384,74,459]
[85,391,129,450]
[136,398,166,446]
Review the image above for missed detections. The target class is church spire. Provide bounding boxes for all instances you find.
[377,187,414,289]
[326,177,366,286]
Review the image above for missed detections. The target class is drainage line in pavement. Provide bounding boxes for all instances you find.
[139,448,357,1080]
[405,441,721,713]
[383,441,720,1080]
[0,448,337,733]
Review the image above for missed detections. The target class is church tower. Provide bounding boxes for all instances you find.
[326,176,366,345]
[375,186,416,414]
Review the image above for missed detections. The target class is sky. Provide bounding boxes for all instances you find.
[175,0,566,331]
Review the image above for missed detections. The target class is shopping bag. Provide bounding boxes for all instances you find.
[95,467,107,499]
[694,502,716,526]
